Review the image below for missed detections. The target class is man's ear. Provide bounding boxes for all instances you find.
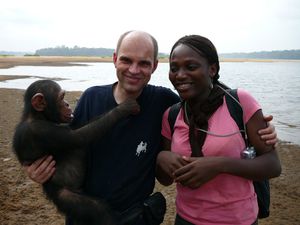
[31,93,47,111]
[152,59,159,73]
[113,52,117,67]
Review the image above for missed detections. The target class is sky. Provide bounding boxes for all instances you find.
[1,0,299,54]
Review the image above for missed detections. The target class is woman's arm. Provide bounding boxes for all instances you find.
[173,110,281,189]
[156,136,188,186]
[225,109,282,179]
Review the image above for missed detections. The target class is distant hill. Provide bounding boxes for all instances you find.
[220,49,300,60]
[2,47,299,60]
[35,46,114,57]
[0,51,34,56]
[34,46,169,58]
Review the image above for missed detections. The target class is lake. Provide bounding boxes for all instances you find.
[0,61,299,145]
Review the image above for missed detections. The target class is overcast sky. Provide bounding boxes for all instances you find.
[1,0,299,54]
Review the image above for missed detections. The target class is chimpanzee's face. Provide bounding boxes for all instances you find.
[56,90,74,123]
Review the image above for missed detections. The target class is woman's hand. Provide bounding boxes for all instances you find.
[156,151,188,186]
[173,156,222,189]
[23,155,56,184]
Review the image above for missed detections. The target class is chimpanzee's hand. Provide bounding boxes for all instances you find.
[118,99,140,115]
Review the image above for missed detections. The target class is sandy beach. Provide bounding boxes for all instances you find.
[0,58,299,224]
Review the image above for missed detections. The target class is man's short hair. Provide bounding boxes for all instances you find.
[115,31,158,61]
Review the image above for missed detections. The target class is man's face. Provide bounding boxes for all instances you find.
[113,34,158,96]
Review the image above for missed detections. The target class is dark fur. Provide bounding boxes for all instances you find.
[13,80,139,225]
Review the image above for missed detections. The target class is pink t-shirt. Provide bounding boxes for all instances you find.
[161,89,261,225]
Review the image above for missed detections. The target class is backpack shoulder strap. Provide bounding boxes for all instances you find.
[167,102,182,135]
[169,93,245,140]
[225,89,245,141]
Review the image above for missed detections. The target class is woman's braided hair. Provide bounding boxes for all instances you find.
[170,35,225,156]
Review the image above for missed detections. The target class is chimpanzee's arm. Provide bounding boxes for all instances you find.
[28,100,137,155]
[28,121,84,153]
[13,121,79,163]
[72,101,136,143]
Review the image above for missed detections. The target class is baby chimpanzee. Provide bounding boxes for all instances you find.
[13,79,140,225]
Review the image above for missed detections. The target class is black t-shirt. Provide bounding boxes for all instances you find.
[71,83,179,212]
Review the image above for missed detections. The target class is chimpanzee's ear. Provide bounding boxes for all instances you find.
[31,93,47,111]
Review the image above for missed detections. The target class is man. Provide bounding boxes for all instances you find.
[25,31,277,224]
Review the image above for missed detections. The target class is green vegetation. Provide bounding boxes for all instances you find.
[34,46,171,58]
[24,54,40,57]
[220,49,300,60]
[0,54,14,57]
[1,48,300,60]
[35,46,114,57]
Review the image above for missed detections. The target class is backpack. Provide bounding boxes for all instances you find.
[167,89,270,219]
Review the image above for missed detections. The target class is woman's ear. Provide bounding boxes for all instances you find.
[31,93,47,111]
[209,63,218,78]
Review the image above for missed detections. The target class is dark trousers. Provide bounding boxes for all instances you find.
[66,215,147,225]
[174,214,194,225]
[175,214,258,225]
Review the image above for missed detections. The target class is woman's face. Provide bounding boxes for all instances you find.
[169,44,216,100]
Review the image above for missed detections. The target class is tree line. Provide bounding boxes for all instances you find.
[1,47,300,59]
[33,46,169,58]
[35,46,114,57]
[34,47,300,59]
[219,49,300,60]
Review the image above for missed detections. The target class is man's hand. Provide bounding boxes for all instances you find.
[260,115,278,146]
[23,155,56,184]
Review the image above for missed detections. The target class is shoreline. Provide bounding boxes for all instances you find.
[1,56,300,69]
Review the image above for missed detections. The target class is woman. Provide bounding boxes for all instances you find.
[156,35,281,225]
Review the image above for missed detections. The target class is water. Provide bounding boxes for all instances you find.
[0,61,299,145]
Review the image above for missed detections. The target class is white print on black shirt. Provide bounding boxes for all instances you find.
[136,141,147,156]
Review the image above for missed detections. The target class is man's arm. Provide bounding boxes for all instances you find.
[260,115,277,146]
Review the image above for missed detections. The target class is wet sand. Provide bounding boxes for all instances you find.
[0,64,299,224]
[0,56,113,69]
